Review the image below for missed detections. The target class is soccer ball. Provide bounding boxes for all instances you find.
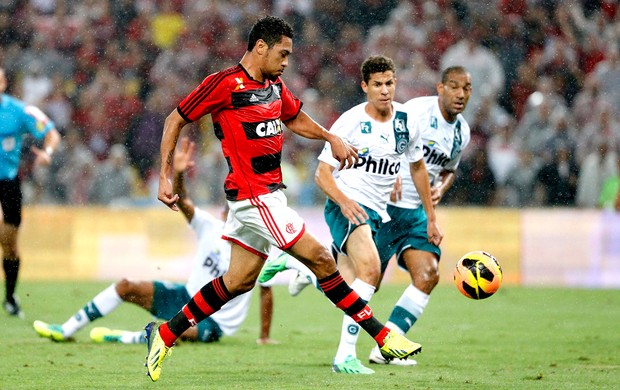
[453,251,502,300]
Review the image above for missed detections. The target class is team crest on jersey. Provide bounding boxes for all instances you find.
[393,112,409,153]
[285,223,296,234]
[234,77,245,90]
[431,116,438,129]
[358,147,369,157]
[360,122,372,134]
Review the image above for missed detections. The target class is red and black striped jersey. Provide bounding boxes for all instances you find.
[177,64,302,201]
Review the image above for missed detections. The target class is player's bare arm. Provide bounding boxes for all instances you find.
[172,137,196,222]
[315,161,368,225]
[410,159,443,245]
[431,170,456,207]
[284,110,358,170]
[159,109,188,211]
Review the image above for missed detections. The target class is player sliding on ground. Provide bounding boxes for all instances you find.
[33,137,279,346]
[146,16,422,382]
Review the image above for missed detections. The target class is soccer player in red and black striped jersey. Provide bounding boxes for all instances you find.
[144,16,422,381]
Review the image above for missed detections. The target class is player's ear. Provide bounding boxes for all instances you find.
[436,82,443,95]
[361,81,368,94]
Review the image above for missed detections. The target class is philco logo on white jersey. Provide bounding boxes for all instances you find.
[354,155,401,175]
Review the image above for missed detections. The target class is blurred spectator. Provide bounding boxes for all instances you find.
[450,149,497,206]
[501,150,541,207]
[89,144,136,205]
[598,154,620,211]
[486,117,519,188]
[54,127,96,205]
[535,145,579,207]
[576,140,618,208]
[578,100,620,164]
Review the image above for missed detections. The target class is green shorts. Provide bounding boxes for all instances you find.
[152,281,223,343]
[375,205,441,273]
[324,198,383,255]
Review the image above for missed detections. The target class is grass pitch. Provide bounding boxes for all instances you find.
[2,281,619,389]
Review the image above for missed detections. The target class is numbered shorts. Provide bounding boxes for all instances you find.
[152,281,222,343]
[324,198,383,255]
[0,177,23,226]
[222,190,306,258]
[375,205,441,273]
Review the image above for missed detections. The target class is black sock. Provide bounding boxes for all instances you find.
[318,271,384,338]
[3,257,20,302]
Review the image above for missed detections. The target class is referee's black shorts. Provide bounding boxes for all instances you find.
[0,177,22,227]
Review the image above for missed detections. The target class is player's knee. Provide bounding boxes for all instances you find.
[225,278,254,296]
[115,278,134,299]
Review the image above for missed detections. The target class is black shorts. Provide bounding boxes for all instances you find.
[0,177,22,227]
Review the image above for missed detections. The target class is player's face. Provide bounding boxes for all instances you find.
[437,71,472,122]
[261,36,293,81]
[362,71,396,118]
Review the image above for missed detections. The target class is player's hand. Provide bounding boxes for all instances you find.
[327,134,358,170]
[339,198,368,226]
[174,137,196,173]
[390,175,403,203]
[430,185,443,207]
[158,175,179,211]
[427,221,443,246]
[30,146,52,167]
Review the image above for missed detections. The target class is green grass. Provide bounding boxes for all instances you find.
[2,281,619,389]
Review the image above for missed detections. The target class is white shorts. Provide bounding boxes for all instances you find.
[222,190,306,258]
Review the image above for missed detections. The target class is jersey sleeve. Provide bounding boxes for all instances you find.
[177,72,232,122]
[278,80,302,122]
[23,105,55,140]
[317,111,353,167]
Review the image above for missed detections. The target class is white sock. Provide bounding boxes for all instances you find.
[121,331,146,344]
[62,284,123,337]
[386,284,430,336]
[334,278,375,364]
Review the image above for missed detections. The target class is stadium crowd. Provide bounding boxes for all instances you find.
[1,0,619,209]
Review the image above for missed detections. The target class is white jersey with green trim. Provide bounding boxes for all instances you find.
[392,96,471,210]
[318,101,424,221]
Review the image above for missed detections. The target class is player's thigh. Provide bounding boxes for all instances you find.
[287,230,336,279]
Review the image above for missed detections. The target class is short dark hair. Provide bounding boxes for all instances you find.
[247,16,294,51]
[441,66,468,84]
[361,55,396,84]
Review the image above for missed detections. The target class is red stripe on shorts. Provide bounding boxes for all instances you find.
[250,197,286,247]
[221,235,269,259]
